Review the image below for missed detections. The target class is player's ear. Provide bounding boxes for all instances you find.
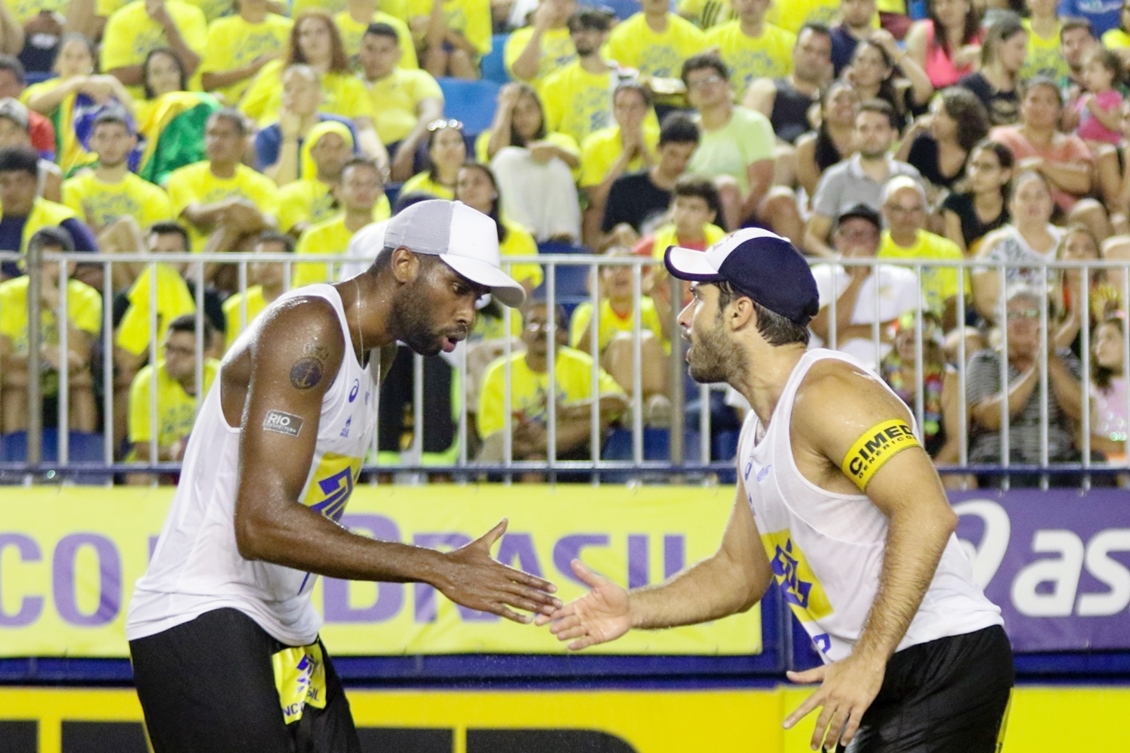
[729,295,754,330]
[389,247,421,284]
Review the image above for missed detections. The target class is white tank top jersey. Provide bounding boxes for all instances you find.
[739,349,1002,663]
[126,284,380,646]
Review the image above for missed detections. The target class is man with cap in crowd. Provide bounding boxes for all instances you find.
[808,203,921,370]
[126,198,561,751]
[540,228,1013,752]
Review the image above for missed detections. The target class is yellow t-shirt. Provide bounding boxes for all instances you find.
[276,179,339,235]
[569,296,666,353]
[115,263,197,357]
[294,208,391,287]
[240,60,375,127]
[579,123,660,188]
[200,13,294,105]
[504,26,576,83]
[607,13,708,80]
[541,62,616,149]
[128,357,219,447]
[677,0,736,29]
[499,218,543,290]
[62,171,175,231]
[165,161,280,252]
[100,0,209,99]
[765,0,839,33]
[1021,19,1067,81]
[648,222,727,259]
[408,0,492,55]
[222,284,269,351]
[878,230,968,317]
[334,10,418,68]
[1102,28,1130,49]
[9,0,67,23]
[399,171,455,199]
[0,276,101,354]
[365,68,443,145]
[477,346,624,437]
[705,21,795,93]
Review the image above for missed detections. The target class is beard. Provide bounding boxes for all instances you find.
[686,318,743,385]
[390,283,443,356]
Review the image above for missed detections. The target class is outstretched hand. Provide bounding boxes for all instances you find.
[535,559,632,650]
[438,519,560,624]
[783,654,885,751]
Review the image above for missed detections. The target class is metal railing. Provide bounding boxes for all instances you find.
[1,250,1127,488]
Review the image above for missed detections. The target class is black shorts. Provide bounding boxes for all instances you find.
[129,608,361,753]
[846,624,1014,753]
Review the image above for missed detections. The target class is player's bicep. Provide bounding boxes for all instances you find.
[718,475,773,606]
[235,303,345,527]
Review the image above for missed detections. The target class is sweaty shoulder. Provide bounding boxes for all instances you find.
[221,293,348,419]
[793,359,912,450]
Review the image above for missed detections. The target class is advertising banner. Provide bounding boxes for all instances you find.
[0,485,761,658]
[951,488,1130,652]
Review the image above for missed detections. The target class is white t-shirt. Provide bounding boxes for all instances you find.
[809,262,922,370]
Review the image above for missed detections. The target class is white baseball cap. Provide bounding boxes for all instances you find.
[384,199,526,308]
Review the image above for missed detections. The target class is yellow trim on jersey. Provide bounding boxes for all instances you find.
[841,419,920,490]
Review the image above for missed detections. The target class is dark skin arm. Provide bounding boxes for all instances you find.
[224,295,559,622]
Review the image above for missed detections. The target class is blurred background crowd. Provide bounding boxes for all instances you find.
[1,0,1129,488]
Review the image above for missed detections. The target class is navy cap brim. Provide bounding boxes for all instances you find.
[664,245,725,282]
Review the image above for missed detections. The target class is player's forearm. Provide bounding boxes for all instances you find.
[235,499,452,584]
[852,503,955,665]
[628,550,763,630]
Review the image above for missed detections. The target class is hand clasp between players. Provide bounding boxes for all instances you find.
[437,519,561,624]
[536,559,633,650]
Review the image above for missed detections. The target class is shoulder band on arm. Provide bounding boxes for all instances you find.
[840,419,921,491]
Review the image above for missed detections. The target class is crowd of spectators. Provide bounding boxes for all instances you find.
[0,0,1129,488]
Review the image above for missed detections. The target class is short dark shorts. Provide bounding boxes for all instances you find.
[129,608,361,753]
[846,624,1014,753]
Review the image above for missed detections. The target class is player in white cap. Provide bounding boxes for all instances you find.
[126,200,558,751]
[542,228,1012,752]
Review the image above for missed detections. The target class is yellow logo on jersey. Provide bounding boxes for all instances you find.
[761,531,833,623]
[303,453,363,523]
[272,642,328,724]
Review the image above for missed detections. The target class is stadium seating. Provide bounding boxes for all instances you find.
[437,77,501,137]
[0,430,111,484]
[481,34,511,85]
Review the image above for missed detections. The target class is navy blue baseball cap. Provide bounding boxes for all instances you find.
[664,228,819,327]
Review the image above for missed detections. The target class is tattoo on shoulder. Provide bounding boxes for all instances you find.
[290,354,325,390]
[304,343,331,361]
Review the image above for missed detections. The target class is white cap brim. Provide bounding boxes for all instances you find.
[441,253,526,308]
[664,244,726,282]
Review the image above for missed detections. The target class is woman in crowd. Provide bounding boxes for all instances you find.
[25,33,134,174]
[401,119,465,198]
[1090,313,1130,465]
[840,39,926,130]
[478,82,581,242]
[958,14,1027,126]
[239,9,385,164]
[990,75,1108,240]
[454,161,543,417]
[972,169,1064,320]
[905,0,983,90]
[569,245,672,424]
[942,138,1013,255]
[897,86,991,195]
[134,48,221,185]
[795,80,859,202]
